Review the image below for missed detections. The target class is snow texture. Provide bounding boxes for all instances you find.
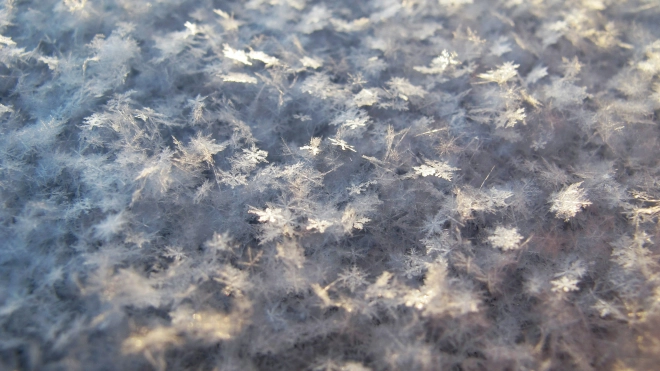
[1,0,660,370]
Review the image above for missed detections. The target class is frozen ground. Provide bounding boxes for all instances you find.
[1,0,660,370]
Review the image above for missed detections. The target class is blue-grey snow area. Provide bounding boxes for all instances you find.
[1,0,660,370]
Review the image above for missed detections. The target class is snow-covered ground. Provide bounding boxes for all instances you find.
[1,1,659,370]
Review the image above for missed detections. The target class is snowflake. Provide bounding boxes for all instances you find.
[214,9,244,32]
[219,72,257,84]
[413,160,458,181]
[386,77,427,100]
[489,37,512,57]
[215,169,248,188]
[354,88,379,107]
[94,211,128,241]
[610,234,657,273]
[478,62,519,85]
[402,249,430,278]
[214,265,251,296]
[404,288,434,310]
[413,50,460,74]
[344,116,370,130]
[550,276,579,293]
[300,56,323,69]
[549,182,592,221]
[414,164,436,177]
[329,138,356,152]
[205,231,233,252]
[421,211,449,236]
[526,65,548,85]
[222,44,251,65]
[81,113,106,130]
[242,147,268,164]
[342,208,370,230]
[163,246,187,261]
[306,219,333,233]
[249,207,284,223]
[247,50,280,67]
[488,226,523,251]
[188,132,227,164]
[593,299,623,319]
[498,107,526,128]
[347,180,376,195]
[337,265,368,292]
[300,137,322,156]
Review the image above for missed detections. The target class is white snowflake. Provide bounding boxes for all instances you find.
[249,207,284,223]
[549,182,592,221]
[329,138,356,152]
[204,231,233,252]
[478,61,519,85]
[386,77,427,100]
[413,164,437,177]
[247,50,280,67]
[413,50,460,74]
[413,160,458,181]
[354,88,379,107]
[337,265,368,292]
[300,56,323,69]
[306,219,333,233]
[163,246,187,261]
[242,147,268,164]
[300,137,322,156]
[551,276,580,293]
[222,44,251,65]
[219,73,257,84]
[488,226,524,251]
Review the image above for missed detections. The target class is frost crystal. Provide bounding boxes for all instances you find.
[300,137,322,156]
[250,207,284,223]
[5,1,660,369]
[551,276,579,293]
[247,51,280,67]
[488,227,524,251]
[414,50,460,74]
[478,62,519,85]
[223,44,251,65]
[306,219,333,233]
[386,77,427,100]
[219,73,258,84]
[549,182,592,221]
[329,138,356,152]
[354,89,379,106]
[413,160,458,181]
[300,56,323,69]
